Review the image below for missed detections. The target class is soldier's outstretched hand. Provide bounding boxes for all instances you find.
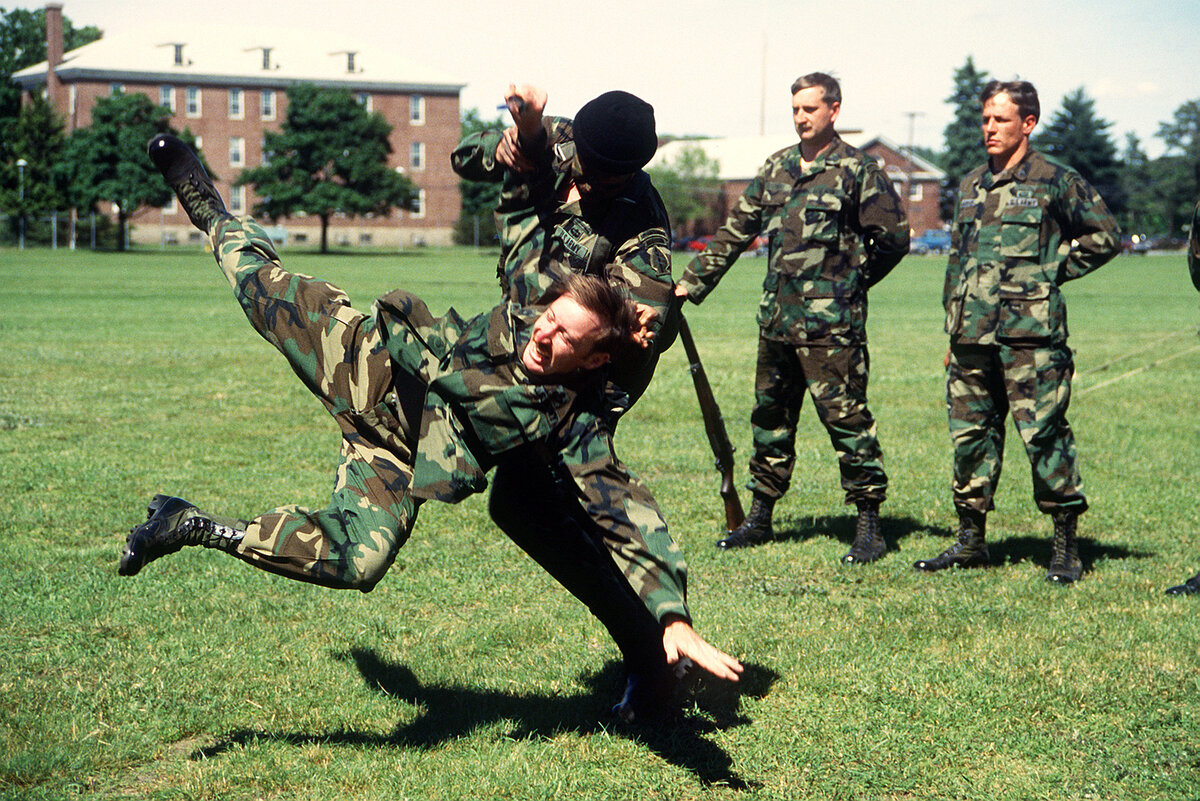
[662,616,743,682]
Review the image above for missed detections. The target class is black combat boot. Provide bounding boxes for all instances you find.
[147,134,231,233]
[716,494,775,549]
[1165,571,1200,596]
[1046,510,1083,584]
[118,494,247,576]
[913,509,989,571]
[842,500,886,564]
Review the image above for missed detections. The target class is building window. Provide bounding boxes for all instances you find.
[228,88,244,119]
[260,47,273,70]
[110,83,124,95]
[229,136,244,167]
[173,43,186,66]
[356,92,372,113]
[230,185,245,214]
[162,196,177,215]
[410,142,425,171]
[260,89,276,120]
[410,189,426,219]
[159,85,175,112]
[410,95,425,125]
[186,86,201,117]
[69,85,76,115]
[909,182,923,201]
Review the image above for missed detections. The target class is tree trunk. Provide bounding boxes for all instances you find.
[320,213,330,254]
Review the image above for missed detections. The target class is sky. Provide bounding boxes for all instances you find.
[15,0,1200,158]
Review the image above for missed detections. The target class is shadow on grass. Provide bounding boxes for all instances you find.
[773,512,944,552]
[196,648,779,790]
[985,535,1148,574]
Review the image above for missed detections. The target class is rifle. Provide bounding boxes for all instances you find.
[678,315,745,533]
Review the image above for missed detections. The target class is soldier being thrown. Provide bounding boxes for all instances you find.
[120,134,742,721]
[913,80,1120,583]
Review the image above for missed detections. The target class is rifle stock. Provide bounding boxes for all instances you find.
[678,316,745,532]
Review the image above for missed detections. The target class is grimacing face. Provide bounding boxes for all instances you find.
[981,91,1036,169]
[521,293,611,377]
[792,86,840,145]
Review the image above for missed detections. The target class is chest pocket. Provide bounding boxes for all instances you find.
[999,205,1042,259]
[553,216,594,272]
[801,194,842,250]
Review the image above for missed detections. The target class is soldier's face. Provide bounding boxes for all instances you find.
[572,159,635,201]
[981,92,1036,168]
[522,294,611,377]
[792,87,839,145]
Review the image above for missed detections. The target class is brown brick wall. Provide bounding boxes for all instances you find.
[44,78,462,246]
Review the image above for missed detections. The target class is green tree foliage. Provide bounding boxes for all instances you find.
[647,142,721,239]
[452,107,503,246]
[1118,133,1157,235]
[1157,99,1200,190]
[1034,87,1122,214]
[0,6,101,119]
[236,83,417,253]
[60,91,174,251]
[0,93,68,242]
[939,57,989,221]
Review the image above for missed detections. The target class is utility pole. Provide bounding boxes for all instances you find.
[902,111,924,232]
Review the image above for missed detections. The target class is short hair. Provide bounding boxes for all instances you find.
[549,272,639,357]
[790,72,841,105]
[980,79,1040,122]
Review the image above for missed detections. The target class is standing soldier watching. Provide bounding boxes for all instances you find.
[1165,198,1200,596]
[674,72,909,563]
[913,80,1120,584]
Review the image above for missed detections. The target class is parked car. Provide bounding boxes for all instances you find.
[1121,234,1150,255]
[910,229,951,255]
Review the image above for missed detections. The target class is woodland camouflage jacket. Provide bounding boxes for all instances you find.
[944,150,1120,344]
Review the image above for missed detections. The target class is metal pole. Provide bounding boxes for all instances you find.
[17,159,27,250]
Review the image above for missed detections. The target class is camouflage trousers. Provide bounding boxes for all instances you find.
[748,337,887,504]
[210,216,420,591]
[946,342,1087,515]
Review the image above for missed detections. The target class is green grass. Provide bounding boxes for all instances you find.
[2,243,1198,800]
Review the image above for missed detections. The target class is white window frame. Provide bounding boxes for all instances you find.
[159,85,175,112]
[260,89,276,121]
[186,86,201,118]
[409,95,425,125]
[228,88,244,120]
[357,92,372,113]
[230,185,246,214]
[229,136,245,167]
[410,189,426,219]
[410,141,425,171]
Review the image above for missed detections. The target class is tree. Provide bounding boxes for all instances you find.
[939,56,989,221]
[452,107,503,246]
[1157,99,1200,190]
[1118,133,1156,234]
[236,83,417,253]
[61,91,174,250]
[1034,87,1122,214]
[1,6,101,120]
[0,93,68,243]
[647,142,721,238]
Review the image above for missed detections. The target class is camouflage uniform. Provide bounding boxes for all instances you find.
[677,135,909,504]
[452,117,690,626]
[204,216,688,671]
[944,150,1119,514]
[1189,200,1200,291]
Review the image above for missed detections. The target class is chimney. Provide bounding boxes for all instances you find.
[45,2,64,109]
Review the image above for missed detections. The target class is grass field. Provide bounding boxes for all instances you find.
[1,242,1198,800]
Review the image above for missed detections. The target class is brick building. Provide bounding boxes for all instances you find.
[651,132,946,239]
[14,4,465,247]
